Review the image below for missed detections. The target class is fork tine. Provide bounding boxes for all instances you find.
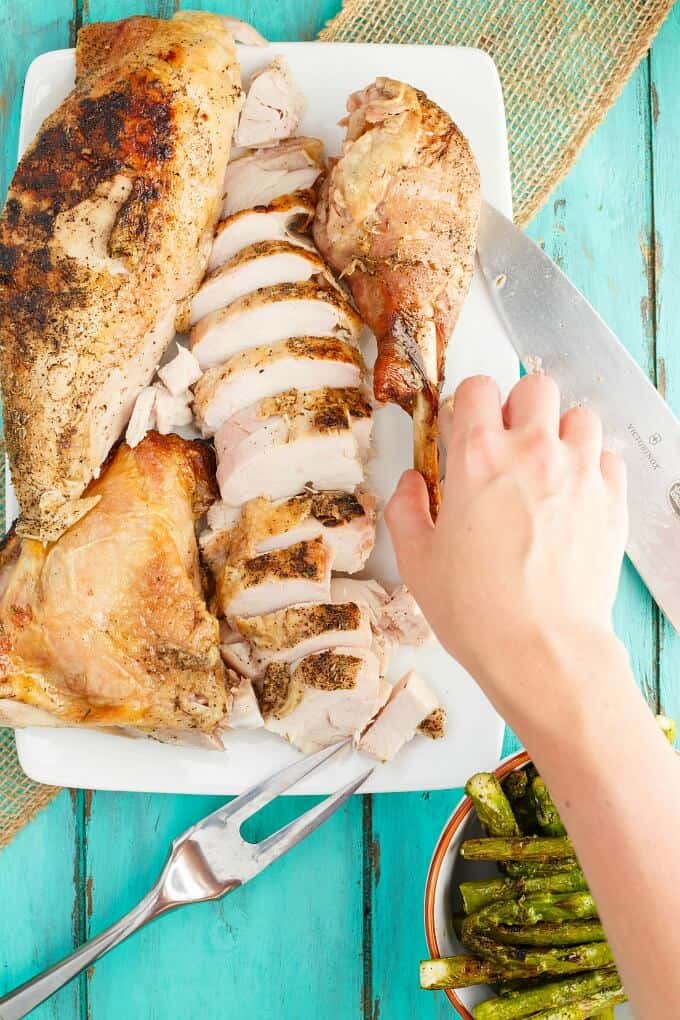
[203,739,352,828]
[253,767,374,870]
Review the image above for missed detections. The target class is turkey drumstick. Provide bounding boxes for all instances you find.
[313,77,480,517]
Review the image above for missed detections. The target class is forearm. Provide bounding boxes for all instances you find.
[489,629,680,1019]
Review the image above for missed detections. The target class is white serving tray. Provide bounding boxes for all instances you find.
[12,41,517,794]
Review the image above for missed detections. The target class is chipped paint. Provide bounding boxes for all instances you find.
[368,837,381,886]
[658,356,667,399]
[85,875,94,918]
[651,82,660,124]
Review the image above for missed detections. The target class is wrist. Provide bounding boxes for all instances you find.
[475,621,635,748]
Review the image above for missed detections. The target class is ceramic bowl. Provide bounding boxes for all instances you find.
[423,750,632,1018]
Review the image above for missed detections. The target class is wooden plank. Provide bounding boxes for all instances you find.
[370,61,657,1020]
[1,4,80,1019]
[650,8,680,735]
[0,794,81,1020]
[84,0,342,40]
[83,791,364,1019]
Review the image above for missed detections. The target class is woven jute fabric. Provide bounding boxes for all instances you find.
[319,0,674,226]
[0,0,674,852]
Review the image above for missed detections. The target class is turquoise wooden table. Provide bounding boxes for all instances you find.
[1,2,679,1017]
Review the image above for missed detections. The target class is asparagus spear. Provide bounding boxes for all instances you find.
[472,970,620,1020]
[419,955,536,990]
[461,836,574,862]
[656,713,677,745]
[466,773,521,836]
[462,935,614,974]
[468,919,605,947]
[511,892,598,924]
[460,871,588,914]
[462,900,605,948]
[529,985,626,1018]
[505,860,579,878]
[503,770,529,803]
[463,892,597,931]
[531,777,567,837]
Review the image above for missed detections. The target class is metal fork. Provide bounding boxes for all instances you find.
[0,740,371,1020]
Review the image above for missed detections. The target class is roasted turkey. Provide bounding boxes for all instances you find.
[313,77,481,515]
[0,433,229,735]
[0,12,242,542]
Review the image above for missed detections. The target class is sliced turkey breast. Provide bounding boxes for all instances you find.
[209,191,315,272]
[191,281,362,369]
[258,647,390,753]
[330,577,390,622]
[153,384,193,434]
[215,388,372,507]
[358,669,439,762]
[234,601,373,669]
[158,343,202,396]
[330,577,430,645]
[217,537,332,618]
[200,490,376,574]
[220,639,261,680]
[194,337,365,435]
[226,674,265,729]
[222,137,324,217]
[235,57,305,149]
[191,241,330,325]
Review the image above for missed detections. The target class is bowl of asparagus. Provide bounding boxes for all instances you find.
[422,750,635,1019]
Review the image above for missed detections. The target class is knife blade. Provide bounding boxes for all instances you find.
[477,201,680,634]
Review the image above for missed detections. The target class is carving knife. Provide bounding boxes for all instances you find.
[477,201,680,633]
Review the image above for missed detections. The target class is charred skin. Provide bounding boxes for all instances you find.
[0,13,241,542]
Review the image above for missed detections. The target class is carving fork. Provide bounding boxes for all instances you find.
[0,740,371,1019]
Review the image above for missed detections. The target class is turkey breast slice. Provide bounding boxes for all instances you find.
[358,669,440,762]
[330,577,430,645]
[217,537,332,618]
[235,57,305,149]
[234,601,373,669]
[258,647,391,754]
[190,241,330,325]
[222,137,324,217]
[194,336,365,435]
[209,191,315,272]
[200,490,376,574]
[215,388,373,507]
[191,281,363,369]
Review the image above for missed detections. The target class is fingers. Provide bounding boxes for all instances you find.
[440,376,503,450]
[504,374,561,432]
[385,470,434,580]
[560,405,603,464]
[600,449,627,494]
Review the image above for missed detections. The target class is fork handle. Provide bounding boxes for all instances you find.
[0,888,164,1020]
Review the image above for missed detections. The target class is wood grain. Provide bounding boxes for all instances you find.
[650,4,680,736]
[0,5,678,1020]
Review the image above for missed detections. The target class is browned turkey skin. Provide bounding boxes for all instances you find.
[313,77,481,516]
[0,12,242,543]
[0,433,229,734]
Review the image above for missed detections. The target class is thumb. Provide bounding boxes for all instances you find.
[384,470,434,576]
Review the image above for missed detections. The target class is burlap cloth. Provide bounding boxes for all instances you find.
[0,0,674,851]
[320,0,674,226]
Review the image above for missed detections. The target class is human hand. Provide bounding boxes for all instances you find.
[385,375,628,703]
